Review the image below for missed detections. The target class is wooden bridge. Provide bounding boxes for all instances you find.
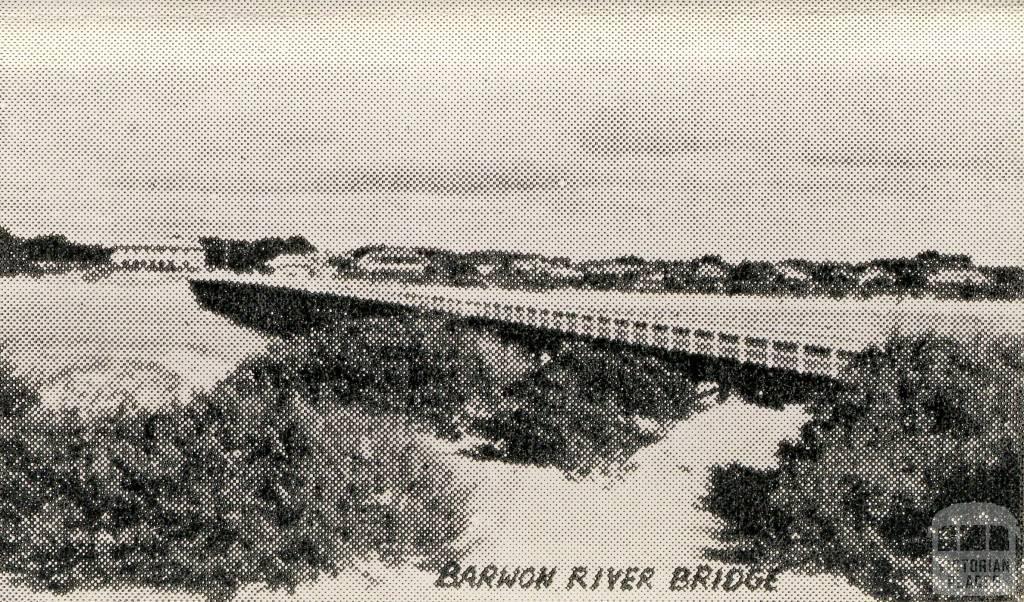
[194,273,1024,379]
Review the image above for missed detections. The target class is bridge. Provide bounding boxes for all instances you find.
[193,273,1024,379]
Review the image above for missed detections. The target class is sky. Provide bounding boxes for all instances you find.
[1,1,1022,263]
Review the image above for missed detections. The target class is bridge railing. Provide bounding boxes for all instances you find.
[381,289,855,378]
[207,276,856,379]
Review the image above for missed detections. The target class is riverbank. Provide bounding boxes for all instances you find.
[0,274,931,600]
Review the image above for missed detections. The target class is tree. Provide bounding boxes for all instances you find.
[914,250,972,267]
[866,258,928,291]
[727,261,782,295]
[18,234,112,263]
[199,236,317,272]
[615,255,647,266]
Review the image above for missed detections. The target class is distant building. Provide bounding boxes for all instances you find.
[581,259,643,279]
[356,248,430,276]
[327,251,356,273]
[268,252,322,277]
[632,269,666,291]
[826,264,857,282]
[927,266,991,287]
[474,262,500,277]
[775,262,812,283]
[858,266,895,287]
[510,257,583,281]
[694,262,729,282]
[111,238,206,272]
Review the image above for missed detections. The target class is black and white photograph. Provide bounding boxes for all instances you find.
[0,2,1022,600]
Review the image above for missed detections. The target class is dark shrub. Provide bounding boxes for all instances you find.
[200,236,315,273]
[702,464,790,563]
[703,332,1023,599]
[223,314,517,439]
[0,372,469,599]
[476,340,705,475]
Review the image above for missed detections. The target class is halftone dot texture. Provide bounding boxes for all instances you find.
[0,2,1022,601]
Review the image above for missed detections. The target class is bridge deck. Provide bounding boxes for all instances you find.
[195,273,1024,378]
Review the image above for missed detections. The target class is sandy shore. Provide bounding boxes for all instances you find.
[239,399,874,601]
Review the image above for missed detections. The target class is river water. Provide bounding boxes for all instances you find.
[0,273,268,410]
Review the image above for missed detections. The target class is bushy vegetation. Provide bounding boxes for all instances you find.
[0,359,468,599]
[703,332,1023,598]
[221,313,706,476]
[200,236,316,273]
[222,314,510,440]
[474,340,706,473]
[0,227,112,273]
[0,304,705,598]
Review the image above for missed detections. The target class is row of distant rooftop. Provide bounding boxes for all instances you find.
[96,242,1006,292]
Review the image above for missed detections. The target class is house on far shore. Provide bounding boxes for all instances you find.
[693,261,729,282]
[927,266,991,288]
[581,259,642,279]
[775,261,812,284]
[858,265,895,287]
[822,263,857,284]
[267,251,323,278]
[632,269,666,291]
[510,256,583,282]
[687,260,731,293]
[474,261,501,277]
[111,237,206,272]
[355,247,430,277]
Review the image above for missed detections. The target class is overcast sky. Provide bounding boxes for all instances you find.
[1,2,1022,263]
